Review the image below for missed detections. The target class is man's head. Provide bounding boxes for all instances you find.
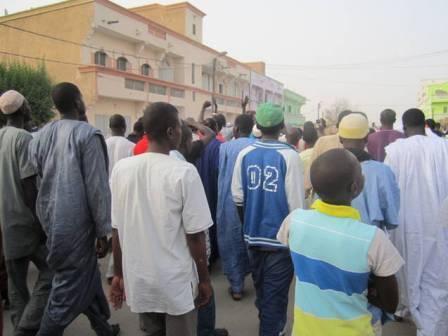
[284,124,302,147]
[0,90,31,125]
[338,113,369,150]
[336,110,353,128]
[380,109,396,128]
[402,108,425,137]
[133,117,144,136]
[109,114,127,136]
[303,121,318,147]
[311,148,364,205]
[143,102,181,150]
[52,82,86,119]
[213,114,226,132]
[233,114,254,139]
[255,103,284,138]
[203,118,219,134]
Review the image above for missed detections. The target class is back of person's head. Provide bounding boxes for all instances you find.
[336,110,353,128]
[380,109,396,126]
[403,109,425,128]
[213,114,226,132]
[284,124,302,146]
[109,114,126,133]
[311,148,363,204]
[255,103,284,136]
[143,102,179,143]
[52,82,82,114]
[133,117,144,134]
[204,117,219,134]
[426,118,436,130]
[234,114,254,136]
[303,121,318,146]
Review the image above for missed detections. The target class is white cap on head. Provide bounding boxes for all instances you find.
[0,90,25,115]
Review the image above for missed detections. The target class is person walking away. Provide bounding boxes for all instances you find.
[384,108,448,336]
[217,115,255,301]
[105,114,135,283]
[232,103,305,335]
[367,109,404,162]
[339,114,400,231]
[277,149,404,336]
[109,102,213,336]
[0,90,53,336]
[300,121,318,205]
[106,114,135,175]
[29,83,119,336]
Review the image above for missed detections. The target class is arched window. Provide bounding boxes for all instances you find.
[94,51,107,66]
[141,63,152,76]
[117,57,128,71]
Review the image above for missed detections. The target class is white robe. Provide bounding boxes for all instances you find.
[385,135,448,336]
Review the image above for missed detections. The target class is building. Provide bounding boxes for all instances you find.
[418,80,448,121]
[283,88,306,127]
[245,62,284,111]
[0,0,251,136]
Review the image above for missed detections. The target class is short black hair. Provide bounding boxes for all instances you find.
[213,114,226,131]
[303,121,318,146]
[380,109,396,125]
[234,114,254,134]
[143,102,179,142]
[402,109,425,128]
[52,82,81,113]
[337,110,353,128]
[109,114,126,130]
[257,122,284,136]
[426,118,436,129]
[311,148,358,201]
[133,117,144,133]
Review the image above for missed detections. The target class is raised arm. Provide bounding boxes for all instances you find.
[185,118,216,147]
[198,101,212,123]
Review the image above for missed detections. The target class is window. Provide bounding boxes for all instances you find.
[141,64,152,76]
[159,58,174,81]
[193,24,196,35]
[191,63,195,84]
[288,106,292,113]
[149,84,167,95]
[117,57,128,71]
[192,91,196,101]
[125,79,144,91]
[94,51,107,66]
[219,83,224,94]
[171,88,185,98]
[444,106,448,114]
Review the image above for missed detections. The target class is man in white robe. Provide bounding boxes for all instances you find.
[385,108,448,336]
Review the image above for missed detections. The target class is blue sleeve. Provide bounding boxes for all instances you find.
[380,166,400,230]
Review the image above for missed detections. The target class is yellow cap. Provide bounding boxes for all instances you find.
[338,114,369,139]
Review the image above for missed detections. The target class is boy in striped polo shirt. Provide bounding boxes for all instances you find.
[232,103,305,335]
[277,149,404,336]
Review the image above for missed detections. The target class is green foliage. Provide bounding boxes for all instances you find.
[0,62,53,127]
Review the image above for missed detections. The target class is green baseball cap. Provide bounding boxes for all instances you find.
[255,103,284,128]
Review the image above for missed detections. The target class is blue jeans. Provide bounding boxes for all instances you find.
[248,248,293,336]
[197,294,215,336]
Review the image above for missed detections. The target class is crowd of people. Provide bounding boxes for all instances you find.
[0,82,447,336]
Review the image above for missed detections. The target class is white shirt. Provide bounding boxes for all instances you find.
[111,153,213,315]
[105,136,135,175]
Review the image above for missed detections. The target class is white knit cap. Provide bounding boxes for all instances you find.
[0,90,25,115]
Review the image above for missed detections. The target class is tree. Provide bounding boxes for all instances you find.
[323,98,353,125]
[0,62,53,127]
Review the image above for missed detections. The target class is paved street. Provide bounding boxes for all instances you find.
[4,261,416,335]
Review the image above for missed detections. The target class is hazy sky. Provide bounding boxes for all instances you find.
[3,0,448,122]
